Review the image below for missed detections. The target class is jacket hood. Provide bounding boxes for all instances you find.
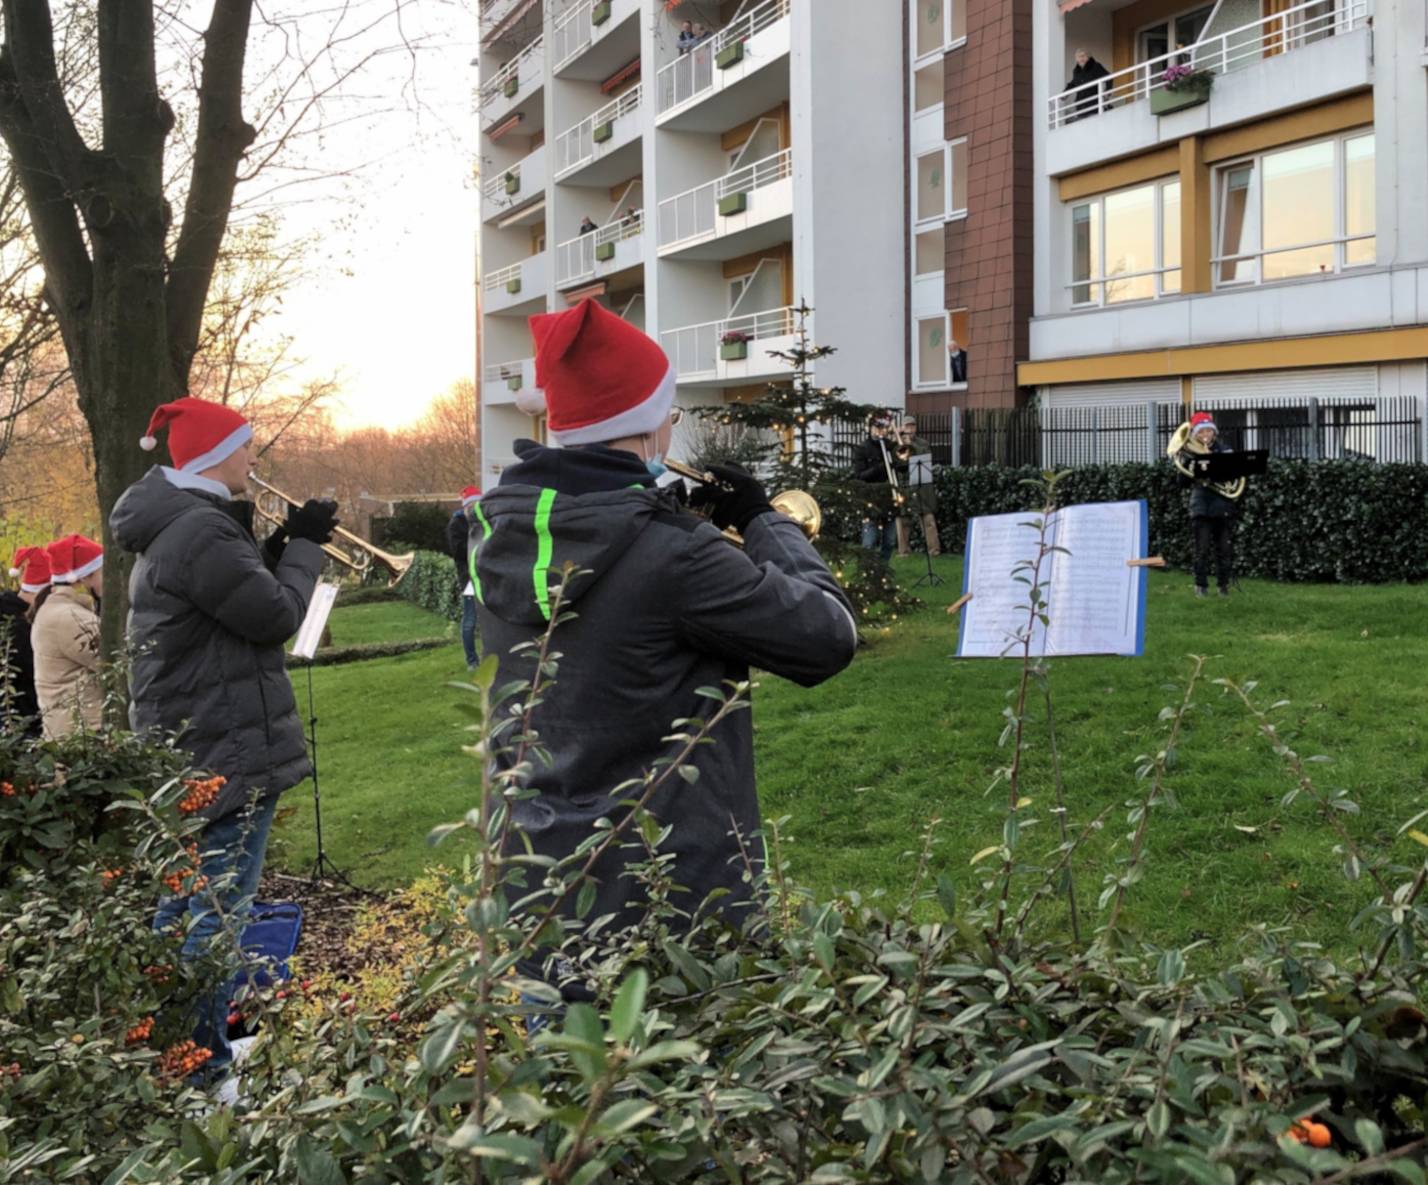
[110,467,226,554]
[474,440,665,627]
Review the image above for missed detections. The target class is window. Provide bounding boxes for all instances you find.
[915,226,945,276]
[1213,131,1375,287]
[915,139,968,227]
[916,316,947,387]
[1070,178,1180,307]
[1138,4,1213,65]
[914,0,966,59]
[914,58,944,112]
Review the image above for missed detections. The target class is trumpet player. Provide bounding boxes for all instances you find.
[111,396,338,1088]
[1180,411,1237,598]
[472,299,857,975]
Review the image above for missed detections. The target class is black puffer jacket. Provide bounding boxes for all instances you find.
[473,441,857,932]
[0,590,39,735]
[110,468,324,822]
[446,508,471,591]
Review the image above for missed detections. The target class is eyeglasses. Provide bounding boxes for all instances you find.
[670,408,686,426]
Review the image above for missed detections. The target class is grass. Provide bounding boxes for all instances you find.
[324,600,453,647]
[270,558,1428,954]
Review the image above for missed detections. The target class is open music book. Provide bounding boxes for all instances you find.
[291,581,340,660]
[955,500,1149,658]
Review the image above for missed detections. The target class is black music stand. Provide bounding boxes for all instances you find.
[303,664,369,895]
[907,457,945,589]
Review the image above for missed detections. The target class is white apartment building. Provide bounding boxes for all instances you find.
[475,0,906,479]
[1024,0,1428,462]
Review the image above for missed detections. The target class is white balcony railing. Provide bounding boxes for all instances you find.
[555,215,644,286]
[1048,0,1369,128]
[660,305,796,378]
[482,261,524,292]
[483,358,531,384]
[553,84,642,176]
[481,161,521,203]
[656,0,790,114]
[552,0,594,71]
[658,148,791,249]
[480,36,543,106]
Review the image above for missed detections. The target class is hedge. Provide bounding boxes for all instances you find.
[287,638,451,668]
[929,459,1428,584]
[394,548,463,621]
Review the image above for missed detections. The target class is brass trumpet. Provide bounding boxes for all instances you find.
[1166,421,1245,501]
[664,460,822,547]
[248,475,415,586]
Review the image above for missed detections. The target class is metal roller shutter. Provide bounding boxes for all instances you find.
[1191,367,1377,404]
[1044,379,1182,408]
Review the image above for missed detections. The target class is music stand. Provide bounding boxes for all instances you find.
[907,456,945,589]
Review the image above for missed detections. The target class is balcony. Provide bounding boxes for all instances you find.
[555,216,644,288]
[481,0,540,46]
[655,0,791,131]
[552,85,643,185]
[482,358,543,413]
[658,148,792,259]
[551,0,641,80]
[483,253,549,315]
[481,145,547,225]
[479,37,543,129]
[1047,0,1371,174]
[660,306,797,386]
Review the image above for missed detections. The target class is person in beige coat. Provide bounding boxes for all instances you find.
[30,534,105,739]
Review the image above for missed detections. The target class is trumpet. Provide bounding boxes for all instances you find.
[1166,421,1245,501]
[664,460,822,547]
[248,475,415,586]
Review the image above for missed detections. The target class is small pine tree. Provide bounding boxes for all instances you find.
[693,302,920,626]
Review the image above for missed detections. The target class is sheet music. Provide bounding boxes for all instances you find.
[291,581,339,660]
[906,454,934,486]
[956,500,1147,658]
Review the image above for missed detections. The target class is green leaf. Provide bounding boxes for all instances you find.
[608,968,648,1044]
[936,874,957,918]
[1009,1113,1079,1147]
[1146,1099,1171,1140]
[596,1099,658,1135]
[445,1127,542,1165]
[1354,1117,1384,1157]
[628,1040,702,1069]
[292,1136,348,1185]
[420,1020,465,1076]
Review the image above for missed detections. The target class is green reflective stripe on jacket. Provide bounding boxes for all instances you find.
[532,487,557,620]
[469,503,493,604]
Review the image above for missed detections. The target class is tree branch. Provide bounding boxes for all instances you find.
[165,0,258,388]
[97,0,170,160]
[1,0,92,187]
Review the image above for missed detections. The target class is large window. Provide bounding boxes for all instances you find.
[1214,131,1375,286]
[914,139,968,228]
[1070,178,1181,307]
[913,310,970,389]
[914,0,966,60]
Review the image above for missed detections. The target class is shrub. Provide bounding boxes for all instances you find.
[395,548,463,621]
[374,502,452,555]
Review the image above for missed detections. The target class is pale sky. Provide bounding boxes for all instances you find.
[250,4,478,432]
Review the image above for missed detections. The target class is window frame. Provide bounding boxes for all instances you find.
[913,137,969,234]
[1067,175,1183,309]
[911,0,967,67]
[911,310,970,391]
[1210,128,1376,289]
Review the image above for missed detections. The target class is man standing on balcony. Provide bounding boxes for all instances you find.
[1066,50,1110,121]
[579,215,597,236]
[677,19,698,54]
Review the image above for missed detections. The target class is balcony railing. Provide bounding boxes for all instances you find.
[482,261,525,292]
[656,0,789,114]
[1048,0,1369,129]
[552,0,594,71]
[553,84,642,176]
[483,359,531,384]
[658,148,791,249]
[481,161,521,203]
[660,305,796,378]
[555,214,644,286]
[480,36,542,106]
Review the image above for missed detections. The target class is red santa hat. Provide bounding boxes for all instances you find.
[9,546,52,594]
[460,485,481,509]
[1190,411,1217,435]
[140,397,253,473]
[529,298,675,446]
[46,534,103,584]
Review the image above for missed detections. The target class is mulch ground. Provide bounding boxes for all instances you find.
[258,871,386,983]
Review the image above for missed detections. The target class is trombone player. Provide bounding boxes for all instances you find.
[111,396,338,1092]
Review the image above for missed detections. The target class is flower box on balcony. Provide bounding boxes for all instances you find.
[595,240,615,262]
[591,0,610,25]
[506,376,522,391]
[592,120,613,144]
[717,192,747,217]
[1151,66,1213,115]
[504,173,519,195]
[502,75,519,98]
[1150,86,1208,115]
[505,277,521,294]
[719,341,748,361]
[716,41,744,69]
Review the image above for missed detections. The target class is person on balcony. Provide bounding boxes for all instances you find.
[623,205,641,226]
[948,338,968,384]
[692,22,713,46]
[1066,49,1110,122]
[579,215,598,236]
[677,20,698,54]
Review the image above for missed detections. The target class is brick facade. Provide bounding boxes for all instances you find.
[939,0,1034,410]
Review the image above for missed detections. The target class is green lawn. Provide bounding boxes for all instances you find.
[270,562,1428,953]
[325,600,454,647]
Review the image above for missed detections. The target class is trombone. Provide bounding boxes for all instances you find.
[664,460,822,547]
[248,475,415,586]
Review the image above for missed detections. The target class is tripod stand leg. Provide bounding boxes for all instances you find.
[304,665,370,896]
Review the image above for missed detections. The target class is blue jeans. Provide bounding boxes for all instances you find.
[861,519,896,562]
[153,792,281,1078]
[461,595,478,667]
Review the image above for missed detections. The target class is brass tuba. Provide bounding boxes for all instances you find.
[1167,421,1245,501]
[664,460,822,547]
[249,475,415,586]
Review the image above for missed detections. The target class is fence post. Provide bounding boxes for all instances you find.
[950,406,962,468]
[1145,401,1158,463]
[1307,396,1322,461]
[1420,393,1428,465]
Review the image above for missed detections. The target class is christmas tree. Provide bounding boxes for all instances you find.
[692,302,921,627]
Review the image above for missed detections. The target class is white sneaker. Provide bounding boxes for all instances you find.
[230,1035,259,1067]
[208,1036,258,1108]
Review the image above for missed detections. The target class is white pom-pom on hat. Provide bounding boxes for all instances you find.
[7,567,18,577]
[139,435,157,451]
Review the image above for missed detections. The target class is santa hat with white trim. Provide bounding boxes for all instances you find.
[9,546,52,594]
[530,298,675,446]
[460,485,481,509]
[139,396,253,472]
[46,534,103,585]
[1190,411,1217,436]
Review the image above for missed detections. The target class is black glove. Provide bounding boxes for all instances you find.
[263,527,289,570]
[286,498,340,545]
[687,463,773,534]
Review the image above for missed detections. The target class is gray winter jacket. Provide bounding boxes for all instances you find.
[474,441,858,933]
[110,468,324,822]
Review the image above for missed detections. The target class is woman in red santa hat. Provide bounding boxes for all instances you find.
[1179,411,1238,598]
[2,545,51,735]
[29,534,105,738]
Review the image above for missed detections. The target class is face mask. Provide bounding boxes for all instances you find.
[645,453,667,478]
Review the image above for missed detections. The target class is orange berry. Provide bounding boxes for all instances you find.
[0,782,13,798]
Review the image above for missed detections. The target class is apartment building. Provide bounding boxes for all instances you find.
[1023,0,1428,461]
[475,0,907,479]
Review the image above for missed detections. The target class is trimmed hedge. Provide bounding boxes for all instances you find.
[932,459,1428,583]
[395,548,463,621]
[335,585,404,607]
[288,638,451,668]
